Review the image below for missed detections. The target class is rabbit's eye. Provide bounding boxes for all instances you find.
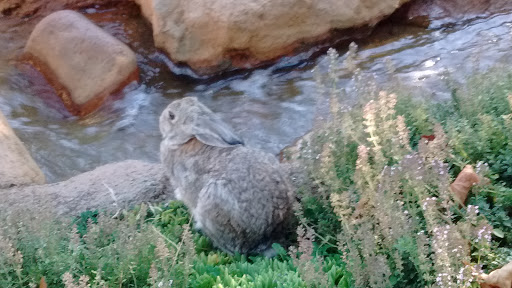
[168,111,175,120]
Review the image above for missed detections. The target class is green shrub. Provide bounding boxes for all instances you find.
[0,199,348,288]
[2,46,512,288]
[295,46,512,288]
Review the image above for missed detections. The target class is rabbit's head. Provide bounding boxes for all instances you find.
[159,97,244,148]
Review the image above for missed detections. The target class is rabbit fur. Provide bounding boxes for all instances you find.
[159,97,295,255]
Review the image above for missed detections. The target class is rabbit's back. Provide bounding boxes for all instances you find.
[197,146,293,254]
[163,138,293,254]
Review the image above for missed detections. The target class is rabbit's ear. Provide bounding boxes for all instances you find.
[187,113,244,148]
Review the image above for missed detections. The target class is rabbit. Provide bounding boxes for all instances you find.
[159,97,295,256]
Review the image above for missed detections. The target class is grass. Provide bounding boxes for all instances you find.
[0,201,349,288]
[1,46,512,287]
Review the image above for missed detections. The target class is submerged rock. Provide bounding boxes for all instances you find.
[135,0,409,75]
[24,10,138,116]
[0,110,45,188]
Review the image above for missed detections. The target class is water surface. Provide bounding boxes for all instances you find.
[0,7,511,182]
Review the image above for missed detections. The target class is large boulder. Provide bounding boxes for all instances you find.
[24,10,138,116]
[0,160,173,217]
[135,0,409,75]
[0,110,45,188]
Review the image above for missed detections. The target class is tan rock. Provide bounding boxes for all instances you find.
[24,10,138,116]
[0,110,45,188]
[480,261,512,288]
[135,0,409,75]
[450,165,480,204]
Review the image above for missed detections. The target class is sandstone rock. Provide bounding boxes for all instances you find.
[0,160,173,217]
[480,261,512,288]
[24,10,138,116]
[0,110,45,188]
[135,0,409,75]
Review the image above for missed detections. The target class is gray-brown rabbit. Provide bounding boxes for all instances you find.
[159,97,295,255]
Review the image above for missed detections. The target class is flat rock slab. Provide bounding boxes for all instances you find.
[0,110,45,188]
[24,10,138,116]
[0,160,173,217]
[136,0,408,75]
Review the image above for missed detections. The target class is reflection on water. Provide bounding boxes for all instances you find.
[0,8,511,182]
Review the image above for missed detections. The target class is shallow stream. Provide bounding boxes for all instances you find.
[1,7,511,182]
